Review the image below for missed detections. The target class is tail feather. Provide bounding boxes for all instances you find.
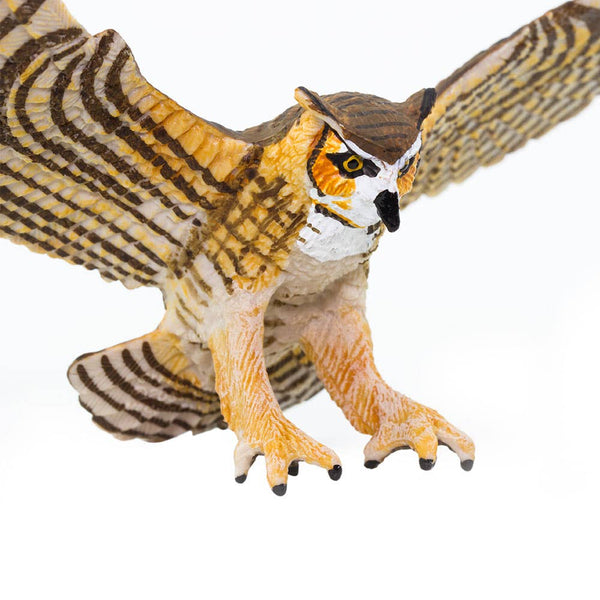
[68,330,223,442]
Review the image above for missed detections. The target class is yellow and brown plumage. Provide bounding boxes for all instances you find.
[0,0,598,493]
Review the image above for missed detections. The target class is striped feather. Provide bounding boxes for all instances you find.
[297,88,430,165]
[68,331,323,443]
[402,0,600,207]
[0,0,258,288]
[267,345,324,412]
[68,331,224,442]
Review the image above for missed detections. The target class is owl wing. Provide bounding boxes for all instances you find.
[402,0,600,208]
[0,0,260,288]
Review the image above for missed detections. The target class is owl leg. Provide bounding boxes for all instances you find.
[208,293,341,495]
[300,275,475,471]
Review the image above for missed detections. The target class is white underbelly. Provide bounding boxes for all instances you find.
[278,246,364,300]
[276,209,382,300]
[295,209,381,262]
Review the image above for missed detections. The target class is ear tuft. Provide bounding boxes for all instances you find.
[295,87,345,135]
[294,87,333,118]
[418,88,437,128]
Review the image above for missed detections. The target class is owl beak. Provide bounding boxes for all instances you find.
[374,190,400,232]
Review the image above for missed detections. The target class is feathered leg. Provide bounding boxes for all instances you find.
[301,268,475,471]
[207,292,341,494]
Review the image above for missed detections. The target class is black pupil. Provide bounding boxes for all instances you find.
[347,158,360,170]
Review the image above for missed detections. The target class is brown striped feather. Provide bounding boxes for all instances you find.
[0,0,261,288]
[68,323,322,442]
[68,331,224,442]
[403,0,600,208]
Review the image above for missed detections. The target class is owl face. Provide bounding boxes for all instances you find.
[306,125,421,232]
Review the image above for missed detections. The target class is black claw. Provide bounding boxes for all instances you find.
[461,459,474,472]
[328,464,342,481]
[364,460,380,470]
[235,474,247,484]
[419,458,436,471]
[288,462,299,477]
[216,420,228,430]
[272,484,287,497]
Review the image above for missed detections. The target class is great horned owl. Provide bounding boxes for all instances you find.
[0,0,598,494]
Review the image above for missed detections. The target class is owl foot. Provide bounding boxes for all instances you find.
[363,396,475,471]
[232,413,342,495]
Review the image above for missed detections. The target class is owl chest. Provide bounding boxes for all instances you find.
[294,208,382,264]
[275,209,381,300]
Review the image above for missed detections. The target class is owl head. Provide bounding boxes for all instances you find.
[295,87,436,232]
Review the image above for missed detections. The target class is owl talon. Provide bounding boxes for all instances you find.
[328,464,343,481]
[419,458,436,471]
[231,413,340,493]
[362,395,475,471]
[272,484,287,497]
[461,459,474,472]
[233,440,261,483]
[438,441,475,470]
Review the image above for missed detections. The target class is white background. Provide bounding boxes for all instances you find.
[1,0,599,598]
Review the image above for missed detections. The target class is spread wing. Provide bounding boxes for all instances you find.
[402,0,600,208]
[0,0,260,288]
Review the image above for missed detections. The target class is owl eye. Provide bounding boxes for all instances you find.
[398,156,416,178]
[342,155,363,173]
[326,152,379,179]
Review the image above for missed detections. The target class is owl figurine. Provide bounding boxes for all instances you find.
[0,0,599,495]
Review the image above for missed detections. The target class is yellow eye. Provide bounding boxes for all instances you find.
[343,155,363,173]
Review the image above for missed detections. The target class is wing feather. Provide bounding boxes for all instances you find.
[402,0,600,208]
[0,0,259,287]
